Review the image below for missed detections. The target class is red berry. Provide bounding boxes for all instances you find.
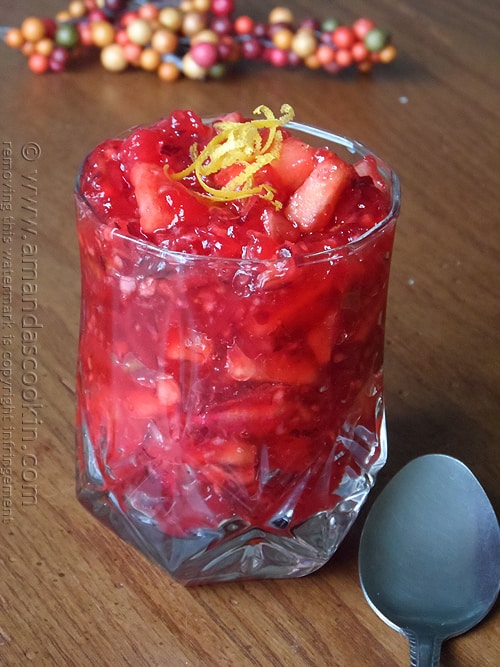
[210,0,234,17]
[210,15,232,35]
[28,53,50,74]
[41,18,57,38]
[241,37,263,59]
[332,26,355,49]
[352,17,376,40]
[190,41,219,68]
[351,41,369,62]
[336,48,354,68]
[49,46,70,72]
[88,9,108,22]
[267,47,289,67]
[234,15,254,35]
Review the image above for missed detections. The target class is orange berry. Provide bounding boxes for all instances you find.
[100,43,128,72]
[182,12,207,37]
[304,53,321,69]
[182,52,207,79]
[140,47,161,71]
[291,29,317,58]
[269,7,293,24]
[379,44,397,63]
[151,28,178,53]
[127,18,153,46]
[21,41,36,56]
[21,17,46,42]
[272,28,293,51]
[316,44,336,66]
[68,1,87,18]
[35,37,55,56]
[192,0,211,11]
[138,3,160,22]
[358,60,373,74]
[91,20,115,47]
[158,60,181,82]
[159,8,183,32]
[55,11,72,23]
[191,29,218,45]
[5,28,24,49]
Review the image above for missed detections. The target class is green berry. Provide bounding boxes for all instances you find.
[209,63,226,79]
[55,23,79,49]
[321,18,340,32]
[364,28,389,52]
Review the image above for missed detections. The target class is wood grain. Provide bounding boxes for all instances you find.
[1,1,498,665]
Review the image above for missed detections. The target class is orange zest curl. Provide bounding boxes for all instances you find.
[168,104,295,209]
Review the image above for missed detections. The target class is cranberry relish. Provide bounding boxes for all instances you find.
[76,108,397,548]
[80,108,391,258]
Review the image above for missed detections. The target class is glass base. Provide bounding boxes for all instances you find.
[77,415,384,585]
[77,485,376,586]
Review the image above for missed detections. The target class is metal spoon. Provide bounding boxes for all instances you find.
[358,454,500,666]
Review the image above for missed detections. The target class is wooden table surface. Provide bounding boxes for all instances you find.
[1,1,498,665]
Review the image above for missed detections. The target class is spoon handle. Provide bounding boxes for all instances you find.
[407,633,442,667]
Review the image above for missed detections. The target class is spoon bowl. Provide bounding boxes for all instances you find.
[358,454,500,666]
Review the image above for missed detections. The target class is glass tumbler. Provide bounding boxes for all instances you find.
[75,122,400,585]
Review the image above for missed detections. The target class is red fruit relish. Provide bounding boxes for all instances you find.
[75,107,399,583]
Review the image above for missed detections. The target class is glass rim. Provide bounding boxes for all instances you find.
[75,120,401,266]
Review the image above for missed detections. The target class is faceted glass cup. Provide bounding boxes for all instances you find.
[75,121,400,585]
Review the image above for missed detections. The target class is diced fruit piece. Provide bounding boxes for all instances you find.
[227,345,318,384]
[201,437,257,488]
[269,135,315,193]
[81,139,137,221]
[157,376,181,406]
[285,153,354,231]
[307,312,339,364]
[226,345,258,381]
[126,388,164,419]
[263,349,318,384]
[354,154,386,190]
[260,207,300,242]
[130,162,208,235]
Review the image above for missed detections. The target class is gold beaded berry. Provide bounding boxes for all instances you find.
[1,1,396,80]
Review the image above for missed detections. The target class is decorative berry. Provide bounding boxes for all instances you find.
[234,15,254,35]
[126,18,153,46]
[210,0,234,17]
[2,1,396,80]
[332,26,356,50]
[364,28,389,52]
[21,17,46,42]
[55,23,79,48]
[101,43,127,71]
[190,41,218,68]
[91,20,115,48]
[28,52,50,73]
[352,17,376,40]
[269,7,294,25]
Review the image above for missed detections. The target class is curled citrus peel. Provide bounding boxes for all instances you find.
[168,104,295,209]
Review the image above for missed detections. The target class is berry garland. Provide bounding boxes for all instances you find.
[1,1,396,81]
